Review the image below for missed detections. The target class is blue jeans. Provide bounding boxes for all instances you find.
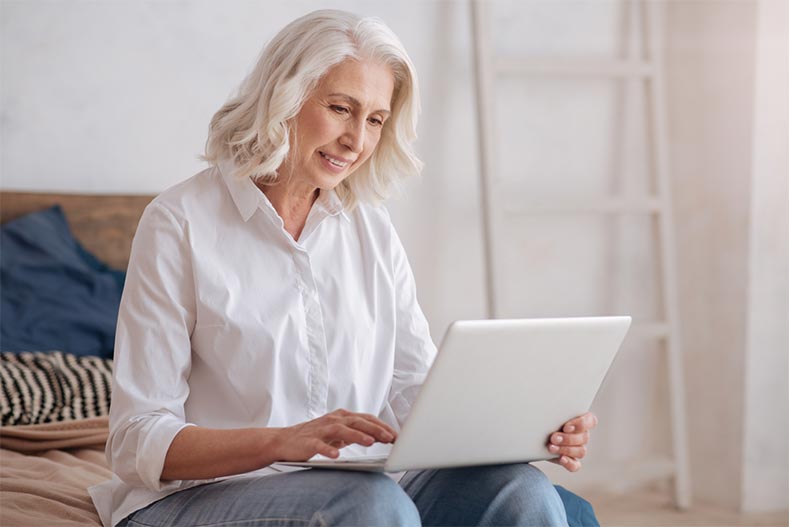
[119,464,571,526]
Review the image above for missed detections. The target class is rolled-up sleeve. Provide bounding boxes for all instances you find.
[388,224,437,427]
[106,202,198,492]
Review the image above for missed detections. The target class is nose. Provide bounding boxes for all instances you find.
[339,118,365,154]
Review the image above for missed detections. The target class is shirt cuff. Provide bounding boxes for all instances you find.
[136,415,197,492]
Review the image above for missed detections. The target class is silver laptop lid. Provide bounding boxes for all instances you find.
[385,316,631,472]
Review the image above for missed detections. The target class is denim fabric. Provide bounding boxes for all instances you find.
[119,470,418,527]
[554,485,600,527]
[118,464,571,527]
[399,464,568,526]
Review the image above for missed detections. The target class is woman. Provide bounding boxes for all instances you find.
[89,9,597,527]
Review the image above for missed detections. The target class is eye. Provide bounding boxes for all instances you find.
[330,105,350,115]
[368,116,384,127]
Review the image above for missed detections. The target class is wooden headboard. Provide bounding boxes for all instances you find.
[0,192,155,270]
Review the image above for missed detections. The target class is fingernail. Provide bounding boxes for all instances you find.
[383,433,394,441]
[549,444,559,453]
[553,434,563,443]
[565,425,575,433]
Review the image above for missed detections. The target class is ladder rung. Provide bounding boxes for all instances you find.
[495,58,656,78]
[503,197,663,215]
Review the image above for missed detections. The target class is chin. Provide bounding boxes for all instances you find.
[315,172,352,191]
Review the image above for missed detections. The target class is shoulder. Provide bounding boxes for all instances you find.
[345,200,399,248]
[345,201,414,269]
[348,200,394,233]
[150,166,223,215]
[143,166,227,228]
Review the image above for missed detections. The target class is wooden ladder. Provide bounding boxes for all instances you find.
[470,0,691,508]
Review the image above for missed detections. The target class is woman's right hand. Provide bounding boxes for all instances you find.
[272,408,398,461]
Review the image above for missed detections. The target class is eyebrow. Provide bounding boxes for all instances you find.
[327,93,391,115]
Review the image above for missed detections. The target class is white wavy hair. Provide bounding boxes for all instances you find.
[203,9,422,209]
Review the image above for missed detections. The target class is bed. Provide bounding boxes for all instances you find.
[0,191,152,527]
[0,191,599,527]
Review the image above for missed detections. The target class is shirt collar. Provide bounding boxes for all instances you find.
[314,185,350,223]
[217,158,262,222]
[217,158,350,223]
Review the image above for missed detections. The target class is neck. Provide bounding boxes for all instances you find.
[258,178,319,240]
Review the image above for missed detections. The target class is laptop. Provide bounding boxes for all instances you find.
[277,316,631,473]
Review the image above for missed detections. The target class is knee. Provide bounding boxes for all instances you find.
[514,463,559,497]
[362,475,421,526]
[481,464,567,526]
[324,472,420,526]
[503,464,568,525]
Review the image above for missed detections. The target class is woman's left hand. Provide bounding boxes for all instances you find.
[546,411,597,472]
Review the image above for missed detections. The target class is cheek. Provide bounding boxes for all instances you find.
[296,109,336,150]
[362,132,383,160]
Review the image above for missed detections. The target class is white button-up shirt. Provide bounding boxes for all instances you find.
[88,160,437,527]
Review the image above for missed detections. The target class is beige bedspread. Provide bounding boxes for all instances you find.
[0,193,148,526]
[0,418,110,527]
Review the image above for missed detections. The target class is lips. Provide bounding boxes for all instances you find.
[319,151,352,168]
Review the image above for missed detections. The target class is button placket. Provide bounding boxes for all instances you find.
[292,248,329,419]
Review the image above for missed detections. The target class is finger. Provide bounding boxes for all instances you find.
[353,413,399,439]
[550,455,582,472]
[330,410,399,440]
[547,443,587,459]
[310,438,340,459]
[561,456,582,472]
[548,456,581,472]
[549,431,590,447]
[324,423,377,447]
[562,412,598,433]
[344,416,396,443]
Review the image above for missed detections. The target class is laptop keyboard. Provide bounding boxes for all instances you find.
[328,456,387,464]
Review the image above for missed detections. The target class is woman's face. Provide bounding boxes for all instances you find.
[280,58,395,191]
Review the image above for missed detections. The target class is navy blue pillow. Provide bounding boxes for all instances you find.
[0,206,124,359]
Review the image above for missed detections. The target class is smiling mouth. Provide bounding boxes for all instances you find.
[319,151,351,168]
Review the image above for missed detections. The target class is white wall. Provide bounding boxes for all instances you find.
[741,0,789,513]
[666,0,789,512]
[666,0,757,508]
[1,0,786,512]
[0,0,488,340]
